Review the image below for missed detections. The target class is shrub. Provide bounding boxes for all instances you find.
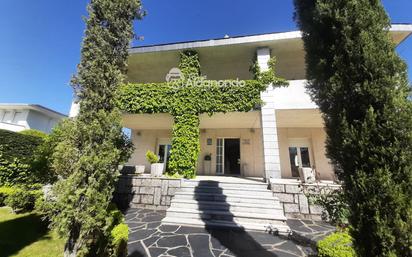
[0,129,44,162]
[0,186,16,206]
[5,188,42,213]
[20,129,48,139]
[317,231,356,257]
[305,186,350,227]
[146,150,159,164]
[0,129,56,186]
[0,155,32,186]
[110,223,128,257]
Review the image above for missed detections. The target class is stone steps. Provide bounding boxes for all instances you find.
[179,186,273,196]
[171,199,283,213]
[161,217,291,233]
[162,179,290,234]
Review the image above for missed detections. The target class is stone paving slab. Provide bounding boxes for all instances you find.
[287,219,335,247]
[126,208,316,257]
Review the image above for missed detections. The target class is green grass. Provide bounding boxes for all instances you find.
[0,207,64,257]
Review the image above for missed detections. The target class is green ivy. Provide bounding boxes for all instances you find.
[116,50,287,178]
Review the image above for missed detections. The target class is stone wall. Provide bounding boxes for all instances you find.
[270,179,342,220]
[114,174,182,210]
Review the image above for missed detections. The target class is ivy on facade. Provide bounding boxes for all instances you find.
[116,50,287,178]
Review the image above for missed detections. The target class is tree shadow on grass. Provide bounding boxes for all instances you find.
[0,213,49,257]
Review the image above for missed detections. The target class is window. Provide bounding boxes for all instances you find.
[2,111,13,123]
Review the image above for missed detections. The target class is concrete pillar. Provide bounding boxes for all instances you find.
[69,98,80,118]
[257,47,281,180]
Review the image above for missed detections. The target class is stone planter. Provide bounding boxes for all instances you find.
[299,167,315,183]
[150,163,164,177]
[135,165,145,174]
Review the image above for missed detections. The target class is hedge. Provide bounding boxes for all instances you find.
[0,129,44,162]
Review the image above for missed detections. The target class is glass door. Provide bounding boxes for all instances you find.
[288,146,312,177]
[216,138,224,174]
[158,144,172,171]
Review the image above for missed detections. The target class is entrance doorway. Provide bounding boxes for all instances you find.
[216,138,240,175]
[157,138,172,172]
[288,139,313,177]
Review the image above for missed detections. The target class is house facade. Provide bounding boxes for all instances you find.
[0,104,66,133]
[114,25,412,181]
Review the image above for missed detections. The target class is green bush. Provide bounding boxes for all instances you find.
[145,150,159,164]
[0,129,57,186]
[0,155,32,186]
[5,188,42,213]
[318,231,356,257]
[305,186,350,227]
[0,129,44,162]
[19,129,48,139]
[0,186,16,206]
[110,223,128,257]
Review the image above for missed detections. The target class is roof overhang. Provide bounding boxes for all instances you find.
[127,24,412,83]
[0,104,67,119]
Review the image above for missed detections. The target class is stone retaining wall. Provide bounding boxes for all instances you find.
[270,179,342,220]
[114,175,182,210]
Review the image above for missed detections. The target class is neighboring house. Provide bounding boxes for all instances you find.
[0,104,66,133]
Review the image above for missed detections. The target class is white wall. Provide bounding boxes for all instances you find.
[26,110,60,133]
[273,80,318,110]
[0,109,29,132]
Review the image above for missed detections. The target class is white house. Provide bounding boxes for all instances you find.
[121,24,412,182]
[0,104,66,133]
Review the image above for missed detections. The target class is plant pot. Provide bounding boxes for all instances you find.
[203,160,211,175]
[150,163,164,177]
[299,167,315,183]
[135,165,145,174]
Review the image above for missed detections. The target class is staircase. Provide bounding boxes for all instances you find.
[162,179,290,234]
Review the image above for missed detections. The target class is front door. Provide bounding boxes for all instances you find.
[216,138,240,175]
[288,146,312,177]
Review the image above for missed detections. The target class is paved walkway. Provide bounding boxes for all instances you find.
[126,208,326,257]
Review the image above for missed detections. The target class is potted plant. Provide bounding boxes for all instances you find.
[146,150,164,177]
[203,153,212,175]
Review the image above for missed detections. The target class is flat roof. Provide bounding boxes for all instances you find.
[129,24,412,54]
[0,103,67,119]
[126,24,412,83]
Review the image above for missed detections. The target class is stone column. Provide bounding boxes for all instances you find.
[257,47,281,180]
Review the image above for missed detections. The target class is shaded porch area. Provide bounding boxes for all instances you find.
[276,109,334,181]
[122,111,265,178]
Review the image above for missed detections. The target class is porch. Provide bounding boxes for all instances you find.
[122,108,334,180]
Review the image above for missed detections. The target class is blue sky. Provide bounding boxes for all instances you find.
[0,0,411,115]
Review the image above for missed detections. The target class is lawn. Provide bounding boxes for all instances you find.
[0,207,64,257]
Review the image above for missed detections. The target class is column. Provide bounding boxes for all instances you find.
[257,47,281,180]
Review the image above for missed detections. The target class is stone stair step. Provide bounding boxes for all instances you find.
[182,180,268,189]
[171,198,281,208]
[179,186,273,195]
[173,194,278,205]
[175,191,275,200]
[161,217,291,234]
[170,200,283,213]
[166,208,286,221]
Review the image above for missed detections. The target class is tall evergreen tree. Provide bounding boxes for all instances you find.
[45,0,142,256]
[294,0,412,256]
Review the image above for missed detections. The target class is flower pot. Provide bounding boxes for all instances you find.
[299,167,315,183]
[135,165,145,174]
[150,163,164,177]
[203,160,211,175]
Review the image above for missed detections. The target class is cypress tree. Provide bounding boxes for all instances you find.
[45,0,142,256]
[294,0,412,256]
